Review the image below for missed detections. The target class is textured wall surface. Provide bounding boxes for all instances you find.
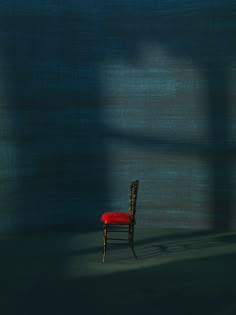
[0,0,236,231]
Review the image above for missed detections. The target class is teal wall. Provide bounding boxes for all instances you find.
[0,0,236,231]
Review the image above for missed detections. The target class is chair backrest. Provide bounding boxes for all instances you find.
[128,180,139,223]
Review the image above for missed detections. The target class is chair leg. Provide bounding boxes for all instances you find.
[102,224,108,263]
[129,225,137,259]
[128,225,131,248]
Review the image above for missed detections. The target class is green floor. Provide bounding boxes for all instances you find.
[1,227,236,315]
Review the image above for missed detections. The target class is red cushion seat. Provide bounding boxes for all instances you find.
[101,212,131,224]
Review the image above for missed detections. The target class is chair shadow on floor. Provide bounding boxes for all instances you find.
[134,231,236,260]
[103,229,236,262]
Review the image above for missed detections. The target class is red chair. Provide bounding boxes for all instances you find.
[100,180,139,262]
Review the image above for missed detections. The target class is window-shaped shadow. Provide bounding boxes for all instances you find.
[0,1,235,232]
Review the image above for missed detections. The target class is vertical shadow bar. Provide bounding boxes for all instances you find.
[207,65,232,231]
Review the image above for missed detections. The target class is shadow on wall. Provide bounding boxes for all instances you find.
[0,5,109,231]
[0,0,235,231]
[99,0,236,230]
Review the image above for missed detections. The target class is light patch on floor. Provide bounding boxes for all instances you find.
[63,227,236,279]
